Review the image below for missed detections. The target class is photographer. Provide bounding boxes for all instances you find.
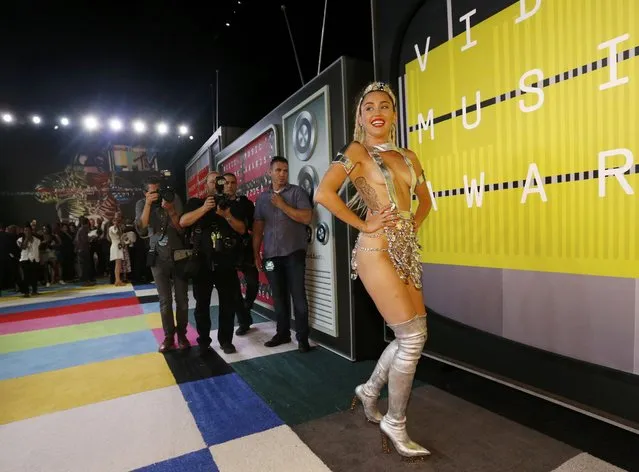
[223,172,257,335]
[180,171,249,355]
[135,175,190,353]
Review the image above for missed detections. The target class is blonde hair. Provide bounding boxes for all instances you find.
[348,82,400,216]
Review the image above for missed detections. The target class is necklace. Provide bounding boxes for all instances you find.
[369,142,400,153]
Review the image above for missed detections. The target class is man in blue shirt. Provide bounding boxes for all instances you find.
[253,156,313,352]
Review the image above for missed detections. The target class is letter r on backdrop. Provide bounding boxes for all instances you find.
[598,149,635,197]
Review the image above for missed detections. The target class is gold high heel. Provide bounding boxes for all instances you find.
[381,431,391,454]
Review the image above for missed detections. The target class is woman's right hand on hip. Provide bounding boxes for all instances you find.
[362,205,398,233]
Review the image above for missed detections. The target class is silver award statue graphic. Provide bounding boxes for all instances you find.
[298,165,319,206]
[293,110,317,162]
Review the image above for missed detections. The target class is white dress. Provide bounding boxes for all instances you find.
[109,225,124,261]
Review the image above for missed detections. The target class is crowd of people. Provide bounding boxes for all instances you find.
[133,165,313,356]
[0,215,152,297]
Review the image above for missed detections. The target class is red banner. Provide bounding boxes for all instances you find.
[185,153,210,199]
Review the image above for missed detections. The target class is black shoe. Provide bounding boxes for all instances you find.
[177,334,191,350]
[235,325,250,336]
[221,343,237,354]
[264,334,291,348]
[198,344,213,356]
[158,336,175,353]
[298,341,311,353]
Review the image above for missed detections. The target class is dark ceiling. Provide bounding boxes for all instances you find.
[0,0,374,137]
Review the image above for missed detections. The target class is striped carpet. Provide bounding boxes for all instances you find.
[0,282,629,471]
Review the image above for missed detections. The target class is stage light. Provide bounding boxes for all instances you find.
[0,111,193,140]
[156,122,169,135]
[132,120,146,134]
[109,118,123,132]
[83,115,99,131]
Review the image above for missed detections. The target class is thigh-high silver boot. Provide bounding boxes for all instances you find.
[380,315,430,460]
[350,340,398,423]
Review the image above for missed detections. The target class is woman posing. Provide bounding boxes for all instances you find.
[108,212,126,286]
[314,82,432,460]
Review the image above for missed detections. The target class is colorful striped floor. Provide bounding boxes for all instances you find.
[0,282,633,471]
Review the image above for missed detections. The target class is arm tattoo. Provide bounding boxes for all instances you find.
[354,177,381,211]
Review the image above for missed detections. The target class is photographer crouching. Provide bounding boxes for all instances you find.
[135,174,190,353]
[180,171,250,355]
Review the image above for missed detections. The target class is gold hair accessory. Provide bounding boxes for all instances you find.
[357,82,397,110]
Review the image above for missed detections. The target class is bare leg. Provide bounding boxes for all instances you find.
[355,251,417,325]
[114,259,122,286]
[351,286,425,423]
[407,283,426,316]
[354,251,429,459]
[349,252,413,414]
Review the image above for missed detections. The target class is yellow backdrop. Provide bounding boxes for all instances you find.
[406,0,638,278]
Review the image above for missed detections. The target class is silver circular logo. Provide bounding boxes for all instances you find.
[293,111,317,161]
[316,222,329,245]
[297,165,319,205]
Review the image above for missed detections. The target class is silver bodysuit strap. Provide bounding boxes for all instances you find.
[367,146,417,213]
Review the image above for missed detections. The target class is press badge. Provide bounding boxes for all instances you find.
[210,231,223,252]
[264,260,275,272]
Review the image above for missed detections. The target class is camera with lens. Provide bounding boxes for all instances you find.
[152,170,175,206]
[213,175,231,210]
[158,185,175,203]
